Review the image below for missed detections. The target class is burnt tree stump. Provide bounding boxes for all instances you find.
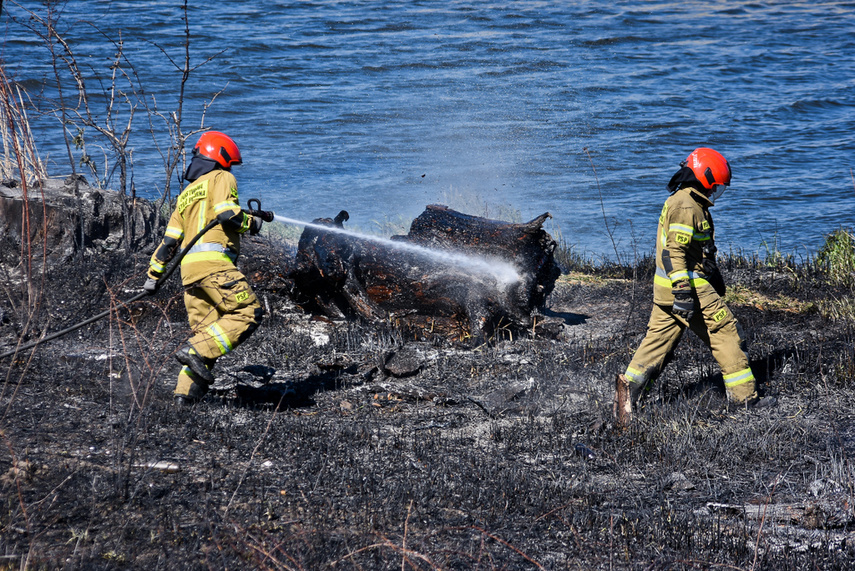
[289,205,560,343]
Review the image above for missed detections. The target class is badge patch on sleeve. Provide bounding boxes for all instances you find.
[675,233,690,245]
[713,308,728,322]
[701,220,710,231]
[235,291,249,303]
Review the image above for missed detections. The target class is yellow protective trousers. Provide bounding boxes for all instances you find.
[624,284,757,404]
[174,268,263,396]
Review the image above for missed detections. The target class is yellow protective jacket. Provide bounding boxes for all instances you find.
[652,185,715,305]
[148,169,255,286]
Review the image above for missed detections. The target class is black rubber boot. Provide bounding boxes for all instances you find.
[174,381,208,407]
[747,395,777,409]
[628,377,648,405]
[176,347,215,385]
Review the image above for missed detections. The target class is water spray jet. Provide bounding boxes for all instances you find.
[271,214,522,286]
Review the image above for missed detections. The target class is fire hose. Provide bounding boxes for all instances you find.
[0,200,273,361]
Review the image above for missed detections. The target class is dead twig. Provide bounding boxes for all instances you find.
[469,526,547,570]
[331,538,441,570]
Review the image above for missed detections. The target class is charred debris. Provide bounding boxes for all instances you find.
[289,204,561,344]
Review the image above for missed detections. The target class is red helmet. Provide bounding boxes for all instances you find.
[194,131,242,168]
[684,147,731,190]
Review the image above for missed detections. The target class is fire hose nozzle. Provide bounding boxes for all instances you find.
[245,198,275,222]
[252,209,275,223]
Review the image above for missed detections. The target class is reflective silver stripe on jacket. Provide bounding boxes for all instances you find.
[185,243,238,262]
[655,267,711,287]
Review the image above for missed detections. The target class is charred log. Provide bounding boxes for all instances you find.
[289,205,560,343]
[291,210,353,319]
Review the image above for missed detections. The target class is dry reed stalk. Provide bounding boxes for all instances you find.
[0,70,46,184]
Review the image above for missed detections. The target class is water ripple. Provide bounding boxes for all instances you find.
[3,0,854,258]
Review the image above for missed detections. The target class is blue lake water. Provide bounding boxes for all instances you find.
[4,1,855,261]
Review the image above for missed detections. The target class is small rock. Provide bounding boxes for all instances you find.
[472,378,535,416]
[381,347,424,377]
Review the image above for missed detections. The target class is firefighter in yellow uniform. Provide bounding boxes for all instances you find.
[143,131,266,405]
[614,148,766,424]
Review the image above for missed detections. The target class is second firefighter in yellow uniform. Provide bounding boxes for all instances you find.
[145,131,265,405]
[615,148,759,423]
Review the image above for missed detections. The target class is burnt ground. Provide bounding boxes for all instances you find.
[1,233,854,570]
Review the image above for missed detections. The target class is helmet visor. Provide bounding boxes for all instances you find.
[710,184,727,204]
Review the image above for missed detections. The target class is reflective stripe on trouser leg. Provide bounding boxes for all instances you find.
[206,322,234,356]
[624,366,645,384]
[724,367,755,397]
[174,365,212,396]
[625,304,685,391]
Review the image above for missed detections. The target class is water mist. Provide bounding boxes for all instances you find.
[272,215,521,286]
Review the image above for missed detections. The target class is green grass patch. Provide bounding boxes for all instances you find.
[817,295,855,322]
[723,284,816,314]
[816,227,855,286]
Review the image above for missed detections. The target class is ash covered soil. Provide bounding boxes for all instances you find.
[1,235,854,570]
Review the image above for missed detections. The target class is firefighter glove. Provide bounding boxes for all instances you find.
[671,282,695,321]
[249,216,263,236]
[143,276,159,295]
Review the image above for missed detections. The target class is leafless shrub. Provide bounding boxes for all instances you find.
[0,71,47,184]
[7,0,228,247]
